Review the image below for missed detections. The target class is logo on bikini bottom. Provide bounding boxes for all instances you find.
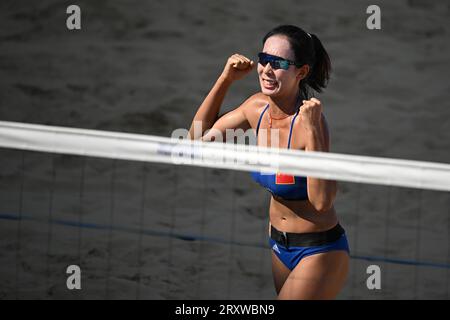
[272,243,281,254]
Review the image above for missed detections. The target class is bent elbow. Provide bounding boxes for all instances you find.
[309,189,337,214]
[312,200,334,214]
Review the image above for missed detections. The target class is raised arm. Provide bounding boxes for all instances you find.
[301,98,338,213]
[188,54,254,140]
[201,96,254,142]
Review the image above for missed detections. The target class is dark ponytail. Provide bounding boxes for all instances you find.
[307,33,331,94]
[262,25,331,99]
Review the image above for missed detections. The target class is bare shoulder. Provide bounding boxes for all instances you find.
[240,92,269,128]
[240,92,268,110]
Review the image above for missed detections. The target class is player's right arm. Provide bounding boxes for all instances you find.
[188,54,255,140]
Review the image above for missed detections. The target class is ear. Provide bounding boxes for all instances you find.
[296,64,310,81]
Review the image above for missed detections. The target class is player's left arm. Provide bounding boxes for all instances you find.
[301,98,337,212]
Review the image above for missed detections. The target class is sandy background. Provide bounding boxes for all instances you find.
[0,0,449,299]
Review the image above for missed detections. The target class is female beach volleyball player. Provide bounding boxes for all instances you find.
[188,25,349,300]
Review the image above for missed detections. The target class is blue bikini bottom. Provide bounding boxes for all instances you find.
[269,225,350,271]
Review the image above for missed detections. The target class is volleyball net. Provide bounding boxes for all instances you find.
[0,121,449,299]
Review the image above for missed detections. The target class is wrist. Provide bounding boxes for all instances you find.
[305,127,325,151]
[218,74,233,86]
[304,125,321,135]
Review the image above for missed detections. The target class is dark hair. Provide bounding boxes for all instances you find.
[262,25,331,99]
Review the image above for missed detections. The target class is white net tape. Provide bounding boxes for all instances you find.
[0,120,449,192]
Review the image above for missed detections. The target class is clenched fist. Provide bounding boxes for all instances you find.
[299,98,323,131]
[220,53,255,82]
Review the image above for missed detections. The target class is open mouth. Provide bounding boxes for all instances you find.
[262,78,278,88]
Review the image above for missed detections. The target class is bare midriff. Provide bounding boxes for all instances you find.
[268,195,339,235]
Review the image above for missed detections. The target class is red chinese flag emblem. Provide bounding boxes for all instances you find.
[275,172,295,185]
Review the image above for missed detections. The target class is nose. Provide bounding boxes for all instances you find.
[262,62,274,74]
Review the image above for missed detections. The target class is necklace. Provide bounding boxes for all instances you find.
[267,96,303,129]
[268,108,295,129]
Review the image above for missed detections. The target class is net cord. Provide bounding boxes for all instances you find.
[1,120,449,192]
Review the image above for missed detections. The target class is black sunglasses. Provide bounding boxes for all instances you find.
[258,52,300,70]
